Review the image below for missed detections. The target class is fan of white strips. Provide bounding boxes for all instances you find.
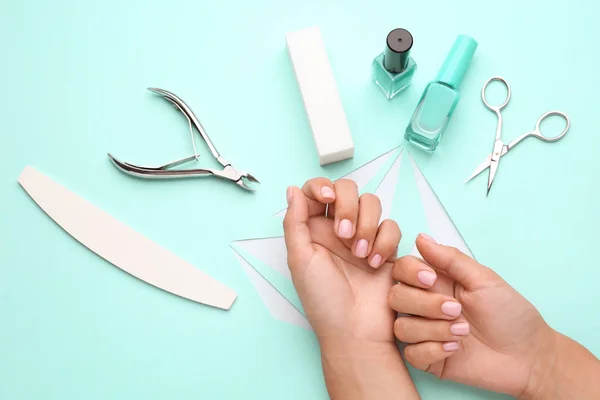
[232,147,473,330]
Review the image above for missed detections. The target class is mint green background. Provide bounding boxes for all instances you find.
[1,0,597,399]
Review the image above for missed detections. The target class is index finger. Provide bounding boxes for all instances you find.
[392,255,437,289]
[300,177,336,217]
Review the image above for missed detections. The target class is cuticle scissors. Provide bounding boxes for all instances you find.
[465,76,570,195]
[108,88,259,191]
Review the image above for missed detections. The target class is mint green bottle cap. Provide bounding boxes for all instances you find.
[435,35,478,89]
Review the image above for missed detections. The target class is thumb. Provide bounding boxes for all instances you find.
[416,233,500,290]
[283,186,314,271]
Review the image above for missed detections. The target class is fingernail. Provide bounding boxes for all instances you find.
[417,270,436,287]
[441,301,462,317]
[369,254,382,268]
[355,239,368,258]
[286,187,293,205]
[321,186,335,199]
[420,233,437,244]
[443,342,459,352]
[450,322,470,336]
[338,219,353,238]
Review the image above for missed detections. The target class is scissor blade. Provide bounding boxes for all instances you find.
[487,159,499,196]
[464,154,492,183]
[464,144,511,185]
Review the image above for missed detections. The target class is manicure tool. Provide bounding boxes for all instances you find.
[108,88,259,191]
[18,166,237,310]
[465,76,570,194]
[286,27,354,165]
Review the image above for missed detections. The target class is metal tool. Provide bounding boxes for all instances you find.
[465,76,570,195]
[108,88,259,191]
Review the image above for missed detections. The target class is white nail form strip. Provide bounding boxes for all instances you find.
[408,155,474,259]
[18,166,237,310]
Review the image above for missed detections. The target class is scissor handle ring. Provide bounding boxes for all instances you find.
[533,111,571,142]
[481,76,511,112]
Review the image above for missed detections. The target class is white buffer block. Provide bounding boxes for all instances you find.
[286,27,355,165]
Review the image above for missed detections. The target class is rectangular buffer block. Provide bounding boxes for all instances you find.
[286,26,355,166]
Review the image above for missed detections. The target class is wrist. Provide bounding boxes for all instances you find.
[319,338,419,400]
[319,337,399,360]
[521,331,600,400]
[519,329,561,400]
[320,337,403,380]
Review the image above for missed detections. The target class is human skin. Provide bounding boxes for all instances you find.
[389,234,600,400]
[282,178,420,400]
[283,176,600,399]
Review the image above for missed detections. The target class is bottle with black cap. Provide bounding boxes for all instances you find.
[371,28,417,99]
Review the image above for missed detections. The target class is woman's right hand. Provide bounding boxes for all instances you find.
[389,234,600,399]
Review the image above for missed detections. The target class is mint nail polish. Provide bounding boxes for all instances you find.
[372,28,417,99]
[404,35,477,151]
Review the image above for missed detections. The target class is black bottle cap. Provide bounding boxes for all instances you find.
[383,28,413,73]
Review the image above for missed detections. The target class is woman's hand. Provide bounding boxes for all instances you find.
[283,178,419,400]
[283,178,399,342]
[390,234,600,399]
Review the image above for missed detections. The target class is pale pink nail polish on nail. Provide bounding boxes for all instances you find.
[450,322,470,336]
[286,187,293,205]
[441,301,462,317]
[417,270,436,287]
[443,342,459,352]
[321,186,335,199]
[370,254,383,268]
[419,233,437,244]
[338,219,353,238]
[355,239,368,258]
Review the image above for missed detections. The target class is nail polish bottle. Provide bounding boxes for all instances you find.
[404,35,478,151]
[371,28,417,99]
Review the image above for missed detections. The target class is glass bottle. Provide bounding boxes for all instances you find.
[371,28,417,99]
[404,35,478,151]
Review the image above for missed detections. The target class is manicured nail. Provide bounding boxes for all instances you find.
[321,186,335,199]
[369,254,383,268]
[450,322,470,336]
[419,233,437,244]
[441,301,462,317]
[286,187,293,205]
[417,270,436,287]
[443,342,459,352]
[355,239,368,258]
[338,219,353,238]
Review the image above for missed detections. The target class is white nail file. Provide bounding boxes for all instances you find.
[18,166,237,310]
[286,26,355,166]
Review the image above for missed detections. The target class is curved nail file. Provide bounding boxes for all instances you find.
[18,166,236,310]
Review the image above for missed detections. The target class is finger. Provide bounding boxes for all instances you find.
[283,186,314,271]
[388,283,462,320]
[416,234,499,290]
[368,219,401,268]
[404,341,459,371]
[394,316,470,344]
[301,177,336,217]
[331,179,359,239]
[309,217,374,271]
[352,194,382,259]
[392,256,438,289]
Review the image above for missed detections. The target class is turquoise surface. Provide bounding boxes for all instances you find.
[1,0,598,399]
